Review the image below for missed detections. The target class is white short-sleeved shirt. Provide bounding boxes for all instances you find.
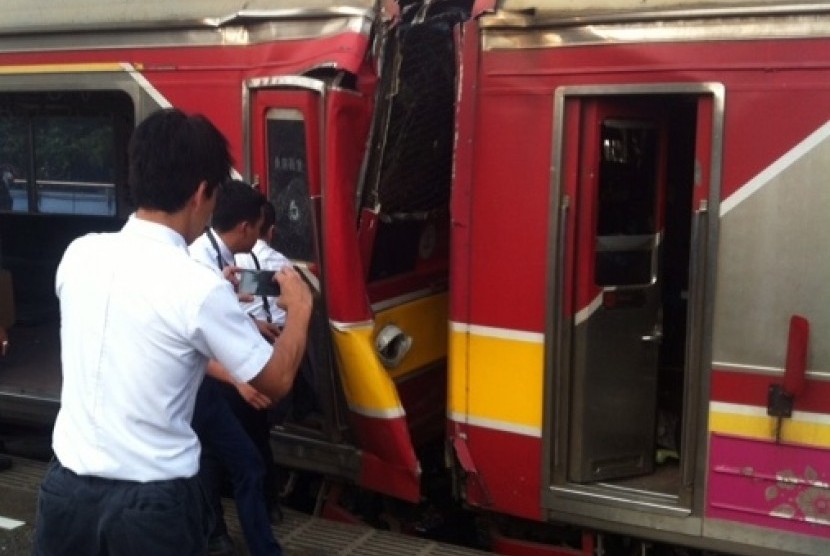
[53,217,273,482]
[235,239,290,325]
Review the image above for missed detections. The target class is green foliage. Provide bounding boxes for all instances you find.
[0,93,116,184]
[34,116,114,183]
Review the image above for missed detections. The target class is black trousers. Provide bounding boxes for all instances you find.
[34,459,211,556]
[219,381,279,510]
[192,378,282,555]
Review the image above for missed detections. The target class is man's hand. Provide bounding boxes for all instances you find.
[222,265,254,302]
[254,319,282,343]
[235,381,272,410]
[222,264,241,286]
[274,267,313,317]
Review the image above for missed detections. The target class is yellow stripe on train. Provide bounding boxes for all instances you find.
[0,63,134,74]
[330,324,404,417]
[710,402,830,446]
[448,323,544,435]
[329,293,449,417]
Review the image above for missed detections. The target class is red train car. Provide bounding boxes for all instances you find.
[1,1,829,555]
[0,0,456,504]
[447,2,830,555]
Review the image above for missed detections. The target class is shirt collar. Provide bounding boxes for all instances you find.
[122,214,188,252]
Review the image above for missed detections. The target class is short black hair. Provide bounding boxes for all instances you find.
[259,200,276,237]
[211,179,265,232]
[128,108,232,212]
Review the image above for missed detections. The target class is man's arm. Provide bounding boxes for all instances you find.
[248,266,313,400]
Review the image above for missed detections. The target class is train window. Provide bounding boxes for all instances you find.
[0,91,132,217]
[266,108,316,263]
[596,120,658,236]
[595,120,659,287]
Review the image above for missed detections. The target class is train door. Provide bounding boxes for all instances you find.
[248,80,347,445]
[568,99,668,484]
[249,74,444,500]
[548,87,720,515]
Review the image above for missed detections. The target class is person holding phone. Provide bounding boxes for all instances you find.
[34,108,312,556]
[233,200,291,520]
[235,201,289,326]
[189,180,286,555]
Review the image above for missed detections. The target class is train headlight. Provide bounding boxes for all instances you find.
[374,324,412,369]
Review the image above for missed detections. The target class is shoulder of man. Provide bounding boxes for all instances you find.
[64,231,118,259]
[187,233,214,265]
[188,232,209,252]
[260,245,290,269]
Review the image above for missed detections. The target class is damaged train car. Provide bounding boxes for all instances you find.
[1,1,829,555]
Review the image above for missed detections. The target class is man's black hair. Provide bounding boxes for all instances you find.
[212,179,265,233]
[259,200,276,237]
[128,108,232,212]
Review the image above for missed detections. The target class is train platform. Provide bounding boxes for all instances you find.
[0,455,492,556]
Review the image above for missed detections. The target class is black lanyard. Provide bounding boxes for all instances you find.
[204,228,225,270]
[250,251,273,324]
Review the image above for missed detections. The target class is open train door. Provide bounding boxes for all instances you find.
[566,98,669,483]
[248,78,355,471]
[548,86,721,520]
[248,76,428,501]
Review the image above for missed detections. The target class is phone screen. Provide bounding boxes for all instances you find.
[238,269,280,297]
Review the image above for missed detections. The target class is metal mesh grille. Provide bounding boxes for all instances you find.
[361,5,468,220]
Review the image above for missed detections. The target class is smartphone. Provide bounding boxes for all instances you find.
[237,269,280,297]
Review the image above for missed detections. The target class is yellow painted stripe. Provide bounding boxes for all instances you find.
[330,325,404,416]
[447,331,830,445]
[0,63,134,75]
[449,325,544,433]
[329,293,448,416]
[710,403,830,446]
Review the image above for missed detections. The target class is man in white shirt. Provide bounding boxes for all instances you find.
[190,185,282,343]
[34,108,312,556]
[232,199,291,525]
[189,180,283,555]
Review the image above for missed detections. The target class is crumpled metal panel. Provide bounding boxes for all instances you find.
[500,0,818,15]
[1,0,378,34]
